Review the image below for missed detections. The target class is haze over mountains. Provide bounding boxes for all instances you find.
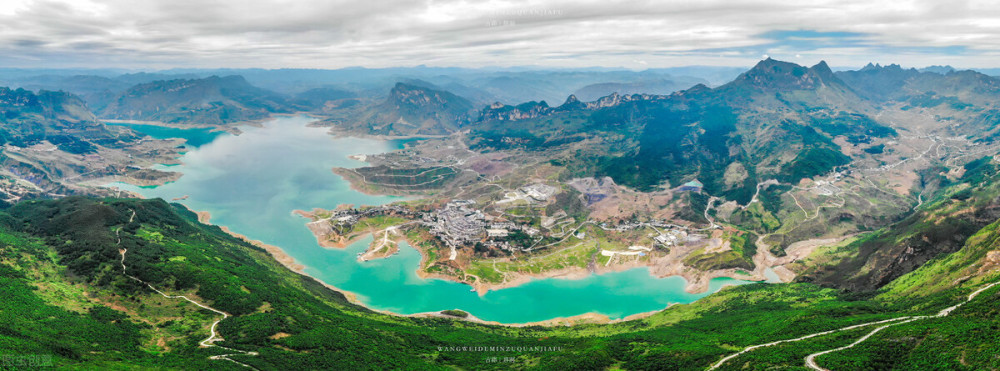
[0,66,732,110]
[9,0,1000,367]
[3,60,995,136]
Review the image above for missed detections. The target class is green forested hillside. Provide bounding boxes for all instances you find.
[0,195,997,370]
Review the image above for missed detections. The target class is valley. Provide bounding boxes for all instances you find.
[7,1,1000,369]
[294,59,998,305]
[2,59,1000,369]
[107,115,751,324]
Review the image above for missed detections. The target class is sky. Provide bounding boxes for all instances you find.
[1,0,1000,70]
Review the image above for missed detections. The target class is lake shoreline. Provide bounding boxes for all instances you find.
[317,162,768,295]
[293,207,756,296]
[103,115,760,325]
[104,112,316,134]
[181,204,671,326]
[188,209,367,306]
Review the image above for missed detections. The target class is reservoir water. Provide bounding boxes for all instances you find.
[107,122,225,148]
[108,116,751,323]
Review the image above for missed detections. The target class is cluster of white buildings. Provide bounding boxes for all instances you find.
[423,200,543,252]
[654,229,687,247]
[521,183,559,202]
[424,200,489,249]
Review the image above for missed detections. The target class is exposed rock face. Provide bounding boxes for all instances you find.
[581,92,665,109]
[478,100,552,121]
[477,92,666,123]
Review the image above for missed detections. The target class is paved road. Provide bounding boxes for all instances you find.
[708,279,1000,370]
[803,280,1000,370]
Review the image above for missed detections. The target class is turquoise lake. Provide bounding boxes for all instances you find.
[108,115,751,323]
[107,122,226,148]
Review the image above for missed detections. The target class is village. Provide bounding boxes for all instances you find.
[315,181,701,262]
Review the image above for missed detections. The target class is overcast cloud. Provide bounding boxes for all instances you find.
[1,0,999,69]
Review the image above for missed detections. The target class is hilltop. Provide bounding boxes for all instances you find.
[100,75,294,126]
[322,82,476,136]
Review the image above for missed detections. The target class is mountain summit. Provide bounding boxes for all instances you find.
[727,58,843,91]
[333,82,475,136]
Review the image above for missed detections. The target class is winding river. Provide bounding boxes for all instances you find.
[108,115,750,324]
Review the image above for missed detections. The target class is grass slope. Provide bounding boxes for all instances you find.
[0,196,997,369]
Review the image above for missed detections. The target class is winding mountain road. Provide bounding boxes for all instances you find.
[804,280,1000,370]
[116,209,259,369]
[708,279,1000,370]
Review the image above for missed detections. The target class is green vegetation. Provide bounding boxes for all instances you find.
[683,231,757,271]
[0,87,130,150]
[470,237,602,283]
[800,207,1000,370]
[471,126,587,152]
[1,186,999,369]
[809,111,896,144]
[715,326,875,369]
[907,91,972,111]
[731,201,781,232]
[815,285,1000,370]
[349,82,474,136]
[466,261,505,283]
[0,210,222,369]
[863,143,885,154]
[342,215,410,236]
[441,309,469,318]
[594,103,745,196]
[544,187,589,222]
[46,134,98,154]
[779,147,850,183]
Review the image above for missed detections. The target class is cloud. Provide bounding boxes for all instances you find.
[0,0,999,69]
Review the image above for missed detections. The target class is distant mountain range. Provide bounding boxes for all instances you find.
[2,72,204,112]
[2,61,998,140]
[0,67,729,122]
